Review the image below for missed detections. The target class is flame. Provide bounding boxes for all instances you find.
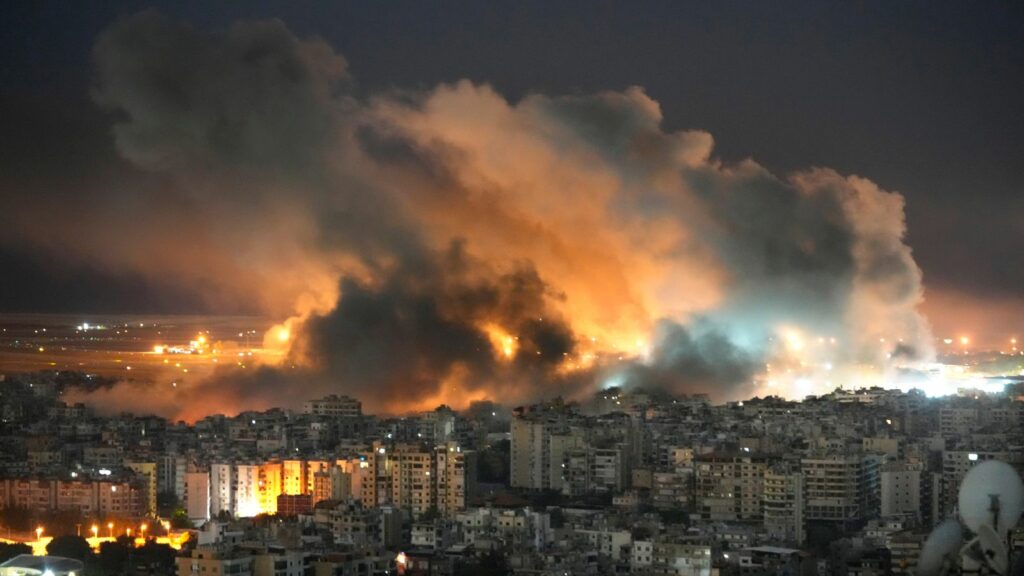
[483,324,517,360]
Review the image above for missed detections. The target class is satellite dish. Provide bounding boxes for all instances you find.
[958,460,1024,534]
[919,520,963,576]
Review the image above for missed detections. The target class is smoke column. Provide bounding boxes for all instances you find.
[32,11,933,418]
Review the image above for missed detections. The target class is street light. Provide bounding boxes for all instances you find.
[35,527,43,541]
[107,522,114,538]
[140,523,147,539]
[91,525,99,539]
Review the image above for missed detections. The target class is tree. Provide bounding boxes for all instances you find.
[0,542,31,563]
[46,534,93,561]
[0,506,33,532]
[96,539,130,574]
[157,491,179,517]
[170,508,194,529]
[134,541,177,574]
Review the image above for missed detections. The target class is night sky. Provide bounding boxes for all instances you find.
[2,0,1022,344]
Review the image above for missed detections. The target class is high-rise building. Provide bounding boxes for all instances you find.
[561,445,628,496]
[258,462,282,515]
[435,443,477,517]
[124,461,157,516]
[763,466,805,544]
[359,442,476,518]
[510,405,585,491]
[694,453,766,521]
[184,470,211,523]
[209,463,234,517]
[880,461,923,520]
[802,451,881,530]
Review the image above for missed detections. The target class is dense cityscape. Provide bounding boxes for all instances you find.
[4,2,1024,575]
[0,363,1021,575]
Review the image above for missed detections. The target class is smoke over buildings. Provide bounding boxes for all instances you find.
[30,11,933,417]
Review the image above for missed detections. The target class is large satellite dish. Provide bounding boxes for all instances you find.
[918,519,963,576]
[958,460,1024,534]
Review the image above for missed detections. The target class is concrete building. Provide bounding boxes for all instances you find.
[802,452,881,530]
[763,467,805,544]
[694,453,766,521]
[176,545,253,576]
[880,461,922,520]
[358,442,476,519]
[940,449,1024,514]
[0,476,147,518]
[303,395,362,418]
[184,471,211,523]
[435,443,477,517]
[124,460,157,517]
[510,404,585,491]
[651,542,713,576]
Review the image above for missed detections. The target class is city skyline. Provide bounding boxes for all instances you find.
[1,6,1022,573]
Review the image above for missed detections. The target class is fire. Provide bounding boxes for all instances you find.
[483,324,517,360]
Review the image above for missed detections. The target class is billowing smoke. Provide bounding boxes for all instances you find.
[35,11,933,417]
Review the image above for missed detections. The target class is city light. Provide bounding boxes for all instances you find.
[0,8,1020,576]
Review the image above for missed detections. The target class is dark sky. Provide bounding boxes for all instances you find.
[2,1,1022,333]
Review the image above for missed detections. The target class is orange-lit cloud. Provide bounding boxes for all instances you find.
[32,11,938,418]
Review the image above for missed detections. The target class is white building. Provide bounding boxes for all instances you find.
[303,395,362,418]
[880,461,922,520]
[184,471,210,523]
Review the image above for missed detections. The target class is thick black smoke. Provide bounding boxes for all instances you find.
[42,11,935,418]
[600,319,760,401]
[293,241,578,410]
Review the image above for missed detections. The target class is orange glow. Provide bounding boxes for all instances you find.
[483,324,517,360]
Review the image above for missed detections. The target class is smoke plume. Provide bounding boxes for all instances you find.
[32,11,934,417]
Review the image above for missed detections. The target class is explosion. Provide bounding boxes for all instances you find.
[6,11,937,418]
